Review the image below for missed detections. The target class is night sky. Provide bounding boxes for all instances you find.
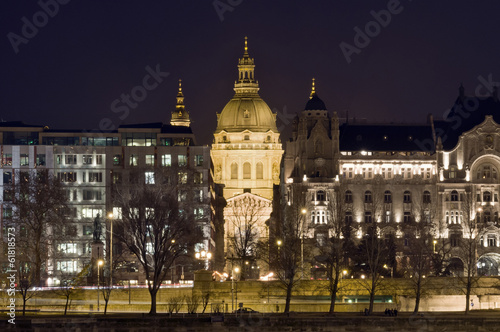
[2,1,500,145]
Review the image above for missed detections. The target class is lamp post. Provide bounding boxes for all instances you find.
[97,259,103,312]
[300,208,307,279]
[234,267,239,311]
[195,250,212,270]
[108,212,113,288]
[433,240,437,253]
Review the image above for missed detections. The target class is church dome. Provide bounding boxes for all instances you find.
[215,38,278,133]
[305,94,327,111]
[216,96,277,132]
[304,78,327,111]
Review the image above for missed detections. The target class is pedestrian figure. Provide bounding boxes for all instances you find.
[471,300,474,309]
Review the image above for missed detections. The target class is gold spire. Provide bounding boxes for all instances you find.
[171,79,190,127]
[244,36,249,56]
[310,78,316,99]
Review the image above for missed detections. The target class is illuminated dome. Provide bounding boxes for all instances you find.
[215,37,278,133]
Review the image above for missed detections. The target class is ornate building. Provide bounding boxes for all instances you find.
[284,82,500,278]
[211,38,283,276]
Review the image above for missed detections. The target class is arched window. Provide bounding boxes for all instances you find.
[243,162,251,179]
[384,190,392,203]
[476,164,498,180]
[231,163,238,179]
[345,190,353,203]
[404,191,412,203]
[423,191,431,204]
[317,191,326,201]
[364,191,372,203]
[256,162,263,179]
[484,191,492,202]
[451,190,459,202]
[364,211,372,223]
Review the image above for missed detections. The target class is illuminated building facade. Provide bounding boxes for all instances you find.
[210,38,283,277]
[284,83,500,277]
[0,83,212,286]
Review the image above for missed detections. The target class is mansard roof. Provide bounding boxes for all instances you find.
[434,93,500,150]
[339,123,434,152]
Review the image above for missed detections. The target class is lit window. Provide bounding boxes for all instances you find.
[194,172,203,184]
[243,162,251,179]
[130,154,138,166]
[162,154,172,167]
[58,243,77,254]
[20,153,29,166]
[145,172,155,184]
[145,154,155,166]
[112,207,122,219]
[256,162,263,179]
[195,155,204,166]
[83,155,93,165]
[178,155,187,166]
[178,172,187,184]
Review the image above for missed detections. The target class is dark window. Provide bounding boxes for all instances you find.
[404,191,412,203]
[384,190,392,203]
[345,190,353,203]
[364,211,372,223]
[404,212,411,223]
[423,191,431,204]
[484,191,492,202]
[317,191,326,201]
[451,190,459,202]
[364,191,372,203]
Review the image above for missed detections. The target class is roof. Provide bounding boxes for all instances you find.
[305,94,327,111]
[434,95,500,150]
[339,123,435,152]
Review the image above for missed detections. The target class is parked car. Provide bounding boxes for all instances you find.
[234,307,259,314]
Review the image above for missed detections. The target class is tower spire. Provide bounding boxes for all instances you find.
[310,78,316,99]
[170,79,190,127]
[234,37,259,95]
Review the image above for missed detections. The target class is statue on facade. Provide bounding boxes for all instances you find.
[93,214,102,243]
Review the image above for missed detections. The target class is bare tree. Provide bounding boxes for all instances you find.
[112,167,200,314]
[354,184,390,315]
[53,266,88,315]
[269,184,307,313]
[11,170,68,286]
[458,186,481,315]
[319,181,349,314]
[18,263,37,316]
[185,293,200,314]
[226,195,268,280]
[398,191,436,313]
[167,296,183,314]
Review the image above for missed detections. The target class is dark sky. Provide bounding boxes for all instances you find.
[2,1,500,145]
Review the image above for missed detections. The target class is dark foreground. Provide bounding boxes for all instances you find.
[3,311,500,331]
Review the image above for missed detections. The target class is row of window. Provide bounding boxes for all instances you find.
[1,154,46,167]
[231,162,264,180]
[342,167,432,179]
[344,190,431,204]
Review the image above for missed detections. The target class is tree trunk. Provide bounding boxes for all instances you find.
[465,279,471,315]
[329,272,339,314]
[64,296,69,315]
[35,240,42,286]
[414,276,421,313]
[368,279,376,315]
[149,289,158,315]
[22,295,27,316]
[104,298,109,315]
[284,282,293,313]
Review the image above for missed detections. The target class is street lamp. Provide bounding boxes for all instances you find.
[107,212,113,288]
[433,240,437,253]
[232,267,240,312]
[383,264,393,278]
[195,250,212,270]
[97,259,104,312]
[300,208,307,279]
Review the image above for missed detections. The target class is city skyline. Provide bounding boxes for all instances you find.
[2,1,500,145]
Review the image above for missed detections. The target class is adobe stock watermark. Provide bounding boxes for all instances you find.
[339,0,411,64]
[83,64,169,136]
[213,0,243,22]
[413,74,499,152]
[6,226,16,325]
[274,105,295,133]
[7,0,71,54]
